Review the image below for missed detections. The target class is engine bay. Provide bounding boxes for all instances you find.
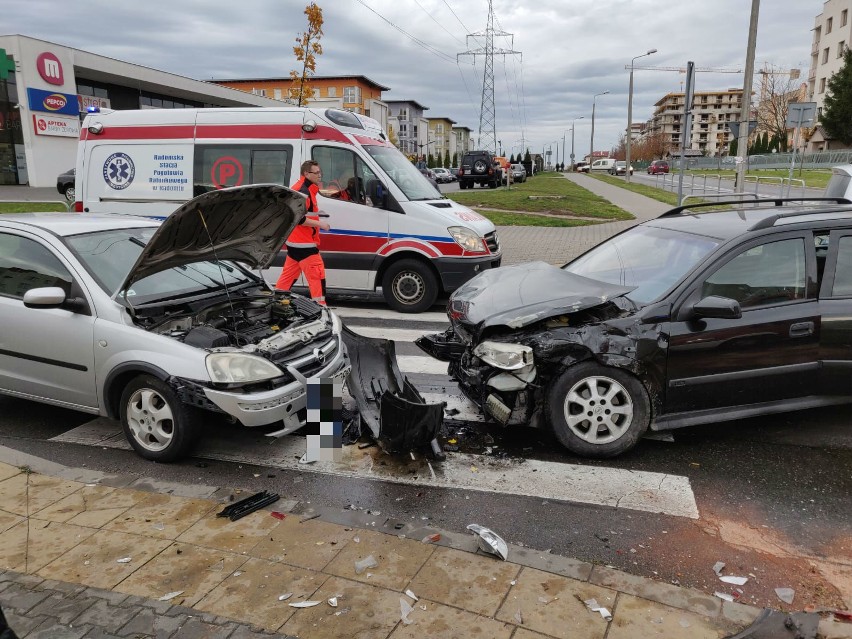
[135,291,331,360]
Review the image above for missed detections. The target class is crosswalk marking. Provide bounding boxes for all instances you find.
[51,417,699,519]
[46,303,699,519]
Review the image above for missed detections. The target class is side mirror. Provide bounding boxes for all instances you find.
[693,295,742,320]
[367,180,388,209]
[23,287,88,313]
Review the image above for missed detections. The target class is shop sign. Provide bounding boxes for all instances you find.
[32,113,81,138]
[27,88,79,116]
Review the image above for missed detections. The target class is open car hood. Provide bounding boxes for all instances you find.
[449,261,634,336]
[120,184,304,292]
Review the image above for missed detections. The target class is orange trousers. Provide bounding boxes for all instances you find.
[275,253,327,305]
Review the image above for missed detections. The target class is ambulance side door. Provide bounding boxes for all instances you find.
[308,143,389,290]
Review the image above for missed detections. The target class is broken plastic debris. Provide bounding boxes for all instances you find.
[447,439,458,444]
[233,571,243,577]
[328,597,338,607]
[400,598,415,625]
[775,587,795,604]
[712,561,726,576]
[467,524,509,561]
[421,533,441,544]
[584,598,613,621]
[158,591,184,602]
[152,523,165,531]
[278,593,293,601]
[298,453,316,465]
[270,512,287,520]
[355,555,379,574]
[514,609,523,624]
[289,601,321,608]
[714,591,735,602]
[334,607,350,616]
[405,589,418,602]
[116,557,132,564]
[353,536,360,543]
[719,576,749,585]
[510,580,517,586]
[538,596,551,604]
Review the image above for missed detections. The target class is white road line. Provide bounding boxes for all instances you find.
[397,356,449,376]
[333,307,449,323]
[51,419,699,519]
[346,326,438,343]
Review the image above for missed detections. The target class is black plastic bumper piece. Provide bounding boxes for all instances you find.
[217,490,280,521]
[343,326,445,458]
[722,609,818,639]
[414,328,465,363]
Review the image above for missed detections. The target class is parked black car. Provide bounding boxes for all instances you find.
[56,167,75,202]
[458,150,501,189]
[418,197,852,458]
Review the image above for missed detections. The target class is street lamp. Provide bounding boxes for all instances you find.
[589,91,610,170]
[498,139,503,156]
[563,116,584,170]
[626,48,657,182]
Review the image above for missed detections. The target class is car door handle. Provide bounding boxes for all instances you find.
[789,321,814,337]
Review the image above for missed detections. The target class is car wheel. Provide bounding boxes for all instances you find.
[489,180,498,189]
[64,186,75,202]
[120,375,200,462]
[381,258,439,313]
[547,362,650,458]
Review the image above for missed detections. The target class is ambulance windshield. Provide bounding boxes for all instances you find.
[364,146,443,201]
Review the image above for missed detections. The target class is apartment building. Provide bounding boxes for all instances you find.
[647,89,743,156]
[809,0,851,118]
[385,99,429,157]
[427,117,456,163]
[452,126,474,157]
[211,75,390,129]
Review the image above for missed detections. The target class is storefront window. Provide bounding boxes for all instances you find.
[0,67,24,186]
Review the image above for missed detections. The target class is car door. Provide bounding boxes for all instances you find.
[665,233,819,414]
[308,143,389,290]
[0,231,98,409]
[817,228,852,395]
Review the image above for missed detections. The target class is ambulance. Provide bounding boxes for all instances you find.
[74,106,502,313]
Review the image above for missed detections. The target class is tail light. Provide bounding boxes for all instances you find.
[73,201,83,212]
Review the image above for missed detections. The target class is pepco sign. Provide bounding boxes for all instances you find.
[26,87,79,117]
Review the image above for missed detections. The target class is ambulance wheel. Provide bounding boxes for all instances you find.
[382,259,439,314]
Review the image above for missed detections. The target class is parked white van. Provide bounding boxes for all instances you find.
[75,107,501,312]
[589,158,616,172]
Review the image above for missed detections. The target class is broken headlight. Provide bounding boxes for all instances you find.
[206,352,283,384]
[473,341,533,370]
[448,226,486,253]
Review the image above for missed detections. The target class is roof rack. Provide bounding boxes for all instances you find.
[659,196,852,218]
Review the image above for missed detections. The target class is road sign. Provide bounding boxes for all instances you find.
[786,102,816,128]
[728,120,758,139]
[0,49,15,80]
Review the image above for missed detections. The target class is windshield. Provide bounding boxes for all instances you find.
[363,145,443,201]
[66,227,257,304]
[564,225,719,304]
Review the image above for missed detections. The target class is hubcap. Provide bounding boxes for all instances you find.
[563,375,633,445]
[65,187,75,202]
[126,388,175,452]
[393,271,425,305]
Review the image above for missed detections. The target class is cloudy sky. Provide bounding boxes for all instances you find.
[9,0,818,159]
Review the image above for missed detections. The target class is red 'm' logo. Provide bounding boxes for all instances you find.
[36,52,64,86]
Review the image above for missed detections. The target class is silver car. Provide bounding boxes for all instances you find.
[0,185,349,462]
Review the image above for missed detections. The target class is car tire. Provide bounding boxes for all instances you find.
[473,159,487,174]
[64,186,75,202]
[381,258,439,313]
[489,179,498,189]
[120,375,200,462]
[547,362,650,458]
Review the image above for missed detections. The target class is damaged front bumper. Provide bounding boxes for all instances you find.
[343,326,446,458]
[416,328,538,427]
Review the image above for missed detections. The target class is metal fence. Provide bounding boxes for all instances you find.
[649,172,810,200]
[674,150,852,172]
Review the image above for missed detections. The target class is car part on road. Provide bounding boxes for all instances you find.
[381,258,439,313]
[722,609,818,639]
[217,490,281,521]
[343,326,445,458]
[467,523,509,560]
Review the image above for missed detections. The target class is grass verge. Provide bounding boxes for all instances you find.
[475,209,601,227]
[686,168,833,189]
[450,174,634,222]
[0,202,67,214]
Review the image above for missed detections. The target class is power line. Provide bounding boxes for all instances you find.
[410,0,465,45]
[355,0,458,64]
[441,0,471,32]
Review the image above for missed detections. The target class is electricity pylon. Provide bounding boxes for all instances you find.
[458,0,520,155]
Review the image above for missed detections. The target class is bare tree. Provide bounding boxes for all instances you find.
[611,134,627,160]
[289,3,324,107]
[756,65,805,152]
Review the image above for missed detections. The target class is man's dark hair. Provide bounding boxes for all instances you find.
[301,160,320,175]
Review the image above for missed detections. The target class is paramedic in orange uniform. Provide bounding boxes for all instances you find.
[275,160,331,305]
